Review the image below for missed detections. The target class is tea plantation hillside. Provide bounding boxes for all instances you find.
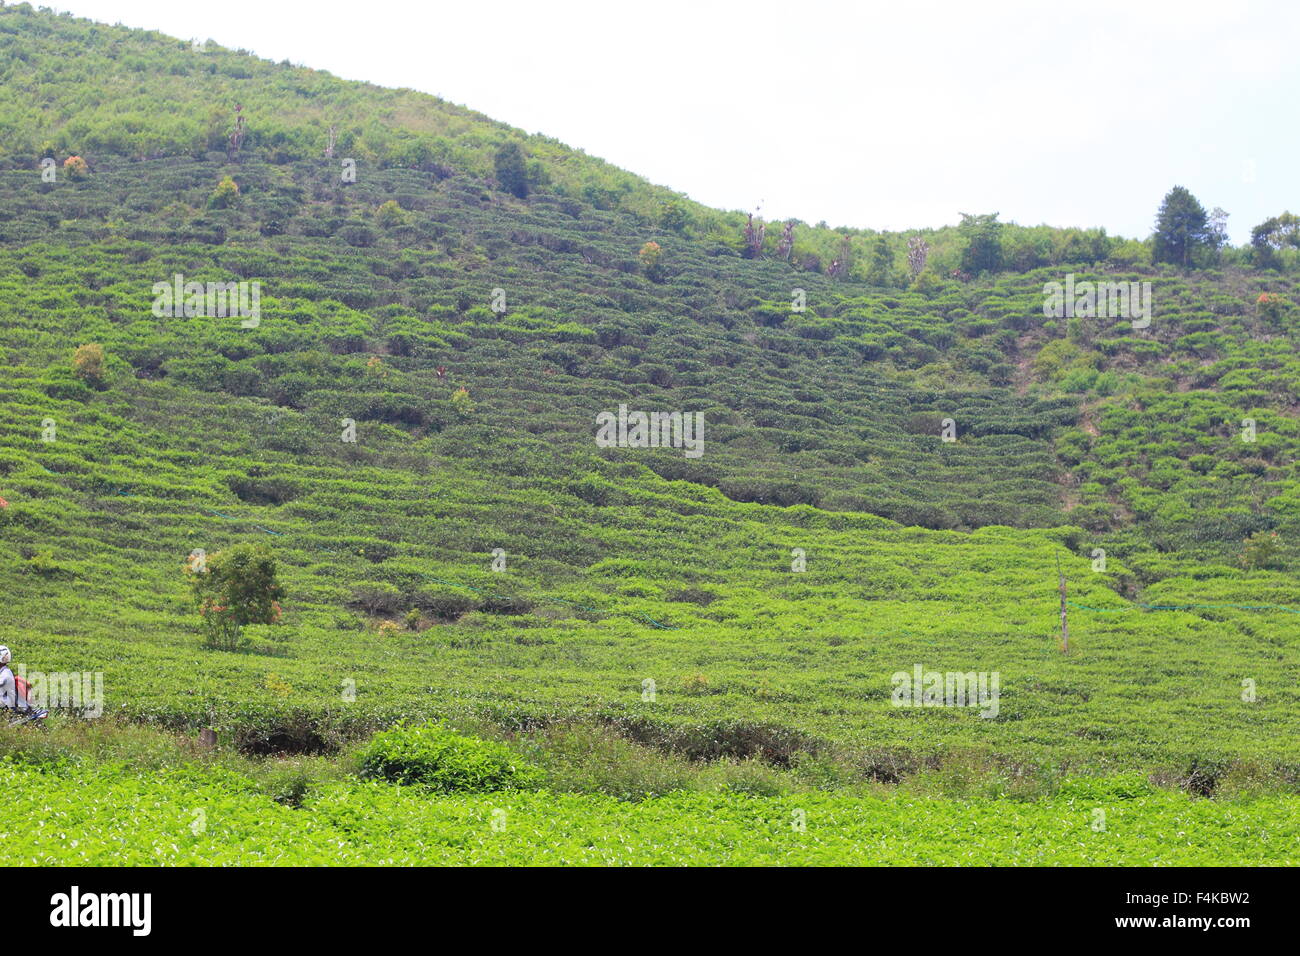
[0,5,1297,865]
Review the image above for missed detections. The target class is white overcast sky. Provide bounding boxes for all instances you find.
[52,0,1300,244]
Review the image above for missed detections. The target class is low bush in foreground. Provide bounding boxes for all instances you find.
[354,721,543,793]
[5,760,1298,866]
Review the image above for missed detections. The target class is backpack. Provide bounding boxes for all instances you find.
[1,665,28,707]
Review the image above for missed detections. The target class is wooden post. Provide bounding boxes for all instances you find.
[1056,553,1069,655]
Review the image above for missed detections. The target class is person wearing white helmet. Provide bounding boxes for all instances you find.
[0,645,34,713]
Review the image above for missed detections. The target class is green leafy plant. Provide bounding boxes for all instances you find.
[1240,530,1283,570]
[493,141,529,199]
[187,543,286,650]
[208,175,239,209]
[375,200,406,228]
[450,386,475,417]
[355,721,543,793]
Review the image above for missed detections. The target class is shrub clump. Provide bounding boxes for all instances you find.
[62,155,89,179]
[209,175,239,208]
[1240,530,1283,570]
[355,721,543,793]
[71,343,106,386]
[186,542,286,650]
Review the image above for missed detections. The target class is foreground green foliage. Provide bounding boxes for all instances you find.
[355,721,542,792]
[5,757,1296,865]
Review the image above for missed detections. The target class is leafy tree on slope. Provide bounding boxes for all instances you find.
[1152,186,1209,267]
[493,141,529,198]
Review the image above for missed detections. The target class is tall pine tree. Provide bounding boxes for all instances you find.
[1152,186,1209,267]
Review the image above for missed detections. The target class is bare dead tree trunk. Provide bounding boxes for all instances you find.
[776,221,795,261]
[907,236,930,278]
[227,105,246,161]
[744,213,766,259]
[826,235,852,280]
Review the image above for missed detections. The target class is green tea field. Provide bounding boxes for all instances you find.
[0,4,1297,869]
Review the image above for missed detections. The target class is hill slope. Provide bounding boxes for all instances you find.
[0,5,1298,864]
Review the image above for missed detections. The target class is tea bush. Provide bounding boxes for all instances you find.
[355,722,544,793]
